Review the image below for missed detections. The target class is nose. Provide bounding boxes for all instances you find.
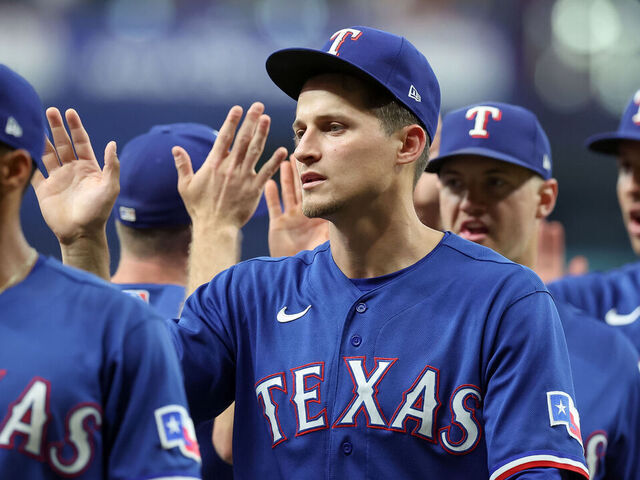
[293,130,321,166]
[459,185,486,216]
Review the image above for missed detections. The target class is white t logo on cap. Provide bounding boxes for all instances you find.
[633,90,640,126]
[327,28,362,56]
[4,116,23,138]
[466,106,502,139]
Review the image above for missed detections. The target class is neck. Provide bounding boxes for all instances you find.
[0,205,37,289]
[111,252,187,286]
[328,195,444,278]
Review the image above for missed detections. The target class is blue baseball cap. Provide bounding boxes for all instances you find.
[116,123,218,228]
[585,89,640,155]
[426,102,552,180]
[0,64,45,169]
[266,26,440,143]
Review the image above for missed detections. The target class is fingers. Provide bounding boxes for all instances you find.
[238,113,271,172]
[264,179,283,220]
[568,255,589,276]
[173,146,194,194]
[256,146,288,189]
[103,141,120,194]
[41,137,61,175]
[280,160,296,212]
[207,106,244,169]
[228,102,265,169]
[65,109,98,164]
[46,107,76,165]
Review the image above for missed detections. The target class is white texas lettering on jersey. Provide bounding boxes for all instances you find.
[334,357,396,428]
[0,376,102,473]
[466,106,502,138]
[389,366,439,440]
[439,386,483,453]
[255,373,288,446]
[0,377,49,457]
[48,404,102,475]
[291,363,327,435]
[584,431,607,479]
[327,28,362,56]
[255,357,486,456]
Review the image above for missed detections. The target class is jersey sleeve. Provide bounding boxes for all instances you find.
[547,276,602,319]
[103,309,202,480]
[165,269,237,424]
[483,291,588,480]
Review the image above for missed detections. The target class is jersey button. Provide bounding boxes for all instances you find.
[342,441,353,455]
[351,334,362,347]
[355,303,367,313]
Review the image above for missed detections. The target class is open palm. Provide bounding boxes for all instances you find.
[32,108,119,245]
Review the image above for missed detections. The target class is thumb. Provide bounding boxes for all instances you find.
[173,146,194,194]
[103,141,120,193]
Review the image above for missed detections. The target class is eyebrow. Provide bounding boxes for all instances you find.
[292,113,349,131]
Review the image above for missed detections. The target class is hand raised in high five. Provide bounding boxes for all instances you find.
[535,220,588,284]
[32,108,118,279]
[265,158,329,257]
[173,102,287,293]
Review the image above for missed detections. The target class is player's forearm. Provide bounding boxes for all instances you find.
[60,231,111,281]
[187,221,242,296]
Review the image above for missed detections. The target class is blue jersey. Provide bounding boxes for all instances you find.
[556,301,640,479]
[168,233,588,479]
[548,262,640,353]
[0,255,201,479]
[115,282,233,480]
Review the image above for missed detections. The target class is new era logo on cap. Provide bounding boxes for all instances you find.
[5,116,22,138]
[266,26,441,143]
[426,102,552,180]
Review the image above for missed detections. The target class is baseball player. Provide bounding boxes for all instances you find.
[111,123,236,479]
[429,101,640,479]
[547,90,640,352]
[167,27,589,478]
[0,65,202,478]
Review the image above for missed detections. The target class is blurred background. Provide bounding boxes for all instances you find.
[3,0,639,272]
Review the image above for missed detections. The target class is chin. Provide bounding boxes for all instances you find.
[302,200,343,219]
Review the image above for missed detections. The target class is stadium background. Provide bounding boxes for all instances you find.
[2,0,639,272]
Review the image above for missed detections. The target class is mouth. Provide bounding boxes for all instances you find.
[627,209,640,236]
[459,220,489,242]
[300,172,326,190]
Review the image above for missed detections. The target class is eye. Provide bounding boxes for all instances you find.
[441,176,463,191]
[293,129,305,143]
[487,176,507,188]
[327,122,345,133]
[618,159,632,175]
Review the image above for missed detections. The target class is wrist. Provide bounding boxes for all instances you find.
[60,232,111,281]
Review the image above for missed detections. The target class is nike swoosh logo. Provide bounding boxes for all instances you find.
[277,305,312,323]
[605,306,640,326]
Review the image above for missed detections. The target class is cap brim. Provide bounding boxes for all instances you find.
[425,147,545,177]
[267,48,389,101]
[585,132,640,155]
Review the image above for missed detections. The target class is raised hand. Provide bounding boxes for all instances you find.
[173,102,287,293]
[265,158,329,257]
[535,220,588,284]
[31,108,118,279]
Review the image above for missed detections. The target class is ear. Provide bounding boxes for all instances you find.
[536,178,558,219]
[396,124,427,166]
[0,149,33,192]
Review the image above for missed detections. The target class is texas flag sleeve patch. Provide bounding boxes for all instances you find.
[547,391,582,445]
[154,405,201,462]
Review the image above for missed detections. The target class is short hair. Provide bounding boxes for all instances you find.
[353,77,431,186]
[115,221,191,259]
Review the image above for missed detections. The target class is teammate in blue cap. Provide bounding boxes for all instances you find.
[548,90,640,353]
[0,65,202,478]
[168,27,588,478]
[431,101,640,480]
[110,123,234,480]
